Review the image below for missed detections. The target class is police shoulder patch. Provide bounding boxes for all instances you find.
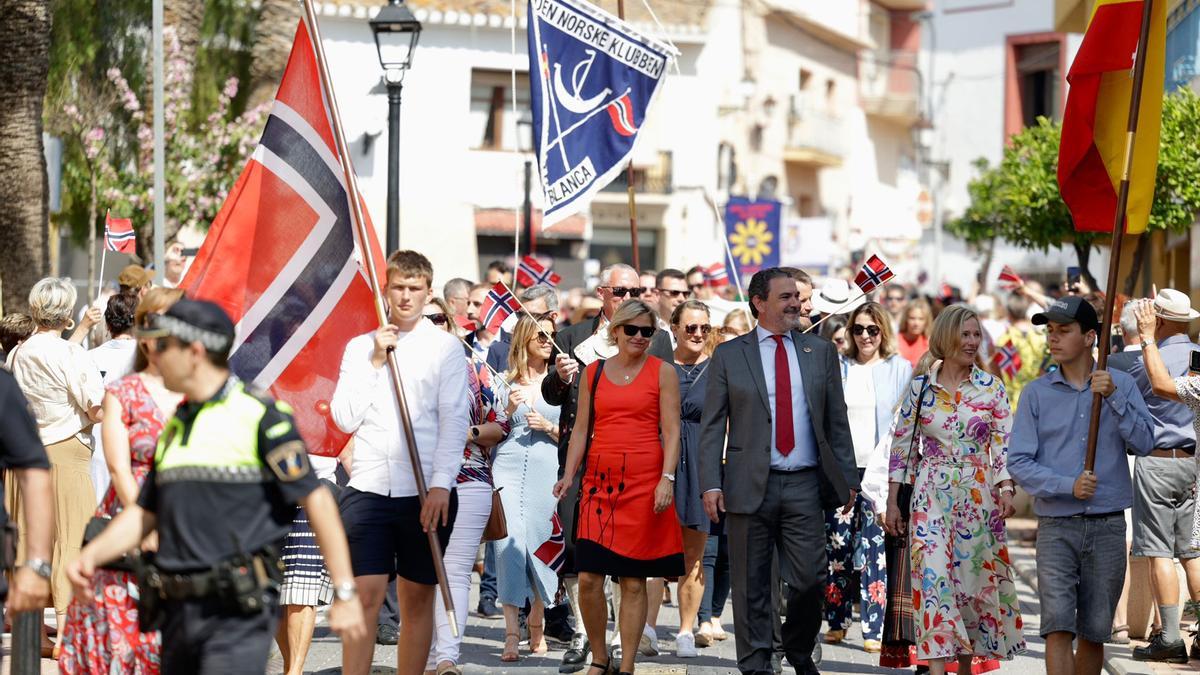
[265,440,310,482]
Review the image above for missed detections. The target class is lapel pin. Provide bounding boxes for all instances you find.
[802,346,812,353]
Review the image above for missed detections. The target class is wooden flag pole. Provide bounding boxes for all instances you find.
[300,0,459,636]
[616,0,641,272]
[1083,0,1154,473]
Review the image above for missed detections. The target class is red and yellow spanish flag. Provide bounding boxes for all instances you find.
[1057,0,1165,234]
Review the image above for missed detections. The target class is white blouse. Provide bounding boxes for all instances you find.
[7,332,104,446]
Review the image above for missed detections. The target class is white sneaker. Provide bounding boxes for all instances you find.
[676,630,699,658]
[639,624,659,656]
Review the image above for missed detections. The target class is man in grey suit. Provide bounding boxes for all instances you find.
[700,267,858,675]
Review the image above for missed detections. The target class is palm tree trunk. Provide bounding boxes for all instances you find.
[0,0,51,314]
[1123,234,1150,298]
[248,0,302,108]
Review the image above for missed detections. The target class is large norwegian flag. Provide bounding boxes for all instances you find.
[180,19,385,457]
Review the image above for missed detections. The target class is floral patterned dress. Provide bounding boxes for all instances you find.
[889,364,1024,661]
[60,374,166,674]
[1173,375,1200,550]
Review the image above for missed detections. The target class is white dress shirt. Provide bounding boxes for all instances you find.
[7,332,104,446]
[755,326,818,469]
[87,337,138,501]
[330,320,469,497]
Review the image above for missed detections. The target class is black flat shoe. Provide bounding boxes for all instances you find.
[585,660,612,675]
[559,634,591,673]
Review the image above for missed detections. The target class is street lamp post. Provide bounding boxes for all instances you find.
[370,0,422,254]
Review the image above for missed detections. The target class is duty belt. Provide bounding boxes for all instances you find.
[158,569,220,600]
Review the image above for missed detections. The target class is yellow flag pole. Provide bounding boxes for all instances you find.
[1083,0,1154,473]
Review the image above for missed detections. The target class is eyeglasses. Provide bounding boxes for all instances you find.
[621,324,655,338]
[851,325,881,337]
[657,288,688,299]
[534,332,557,345]
[678,323,711,336]
[604,286,644,299]
[424,313,448,326]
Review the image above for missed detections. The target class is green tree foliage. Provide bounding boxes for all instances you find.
[949,89,1200,291]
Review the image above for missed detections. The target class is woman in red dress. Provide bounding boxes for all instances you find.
[60,288,184,674]
[554,299,683,675]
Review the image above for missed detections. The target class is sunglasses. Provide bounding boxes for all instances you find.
[604,286,644,299]
[851,325,881,337]
[424,313,448,326]
[678,323,711,336]
[657,288,688,299]
[534,332,557,345]
[621,324,655,338]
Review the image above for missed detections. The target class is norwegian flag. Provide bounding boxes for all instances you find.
[517,255,561,288]
[993,341,1022,377]
[534,512,565,573]
[853,254,895,294]
[997,264,1024,291]
[704,262,729,287]
[178,19,385,457]
[104,213,136,254]
[480,282,521,333]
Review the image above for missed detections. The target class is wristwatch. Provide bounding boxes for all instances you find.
[25,558,51,579]
[470,426,481,440]
[1140,339,1154,350]
[999,486,1016,496]
[335,581,358,603]
[662,473,676,483]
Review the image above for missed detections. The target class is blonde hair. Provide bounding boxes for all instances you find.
[915,304,987,376]
[133,287,186,372]
[506,314,554,384]
[900,298,932,338]
[722,308,753,336]
[844,301,897,361]
[28,277,77,329]
[606,299,656,346]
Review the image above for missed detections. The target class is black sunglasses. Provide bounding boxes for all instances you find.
[679,323,711,336]
[657,288,688,299]
[621,324,655,338]
[851,325,881,337]
[534,332,557,344]
[424,313,448,326]
[605,286,644,299]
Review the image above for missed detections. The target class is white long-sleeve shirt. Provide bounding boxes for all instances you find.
[330,321,469,497]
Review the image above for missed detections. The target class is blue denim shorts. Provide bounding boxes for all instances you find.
[1036,514,1127,644]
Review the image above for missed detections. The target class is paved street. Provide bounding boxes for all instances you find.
[269,551,1048,675]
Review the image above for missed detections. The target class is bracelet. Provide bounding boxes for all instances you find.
[999,485,1015,496]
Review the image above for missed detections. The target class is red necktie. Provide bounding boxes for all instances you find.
[771,335,795,456]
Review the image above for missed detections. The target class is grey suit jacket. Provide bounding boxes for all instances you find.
[698,328,858,512]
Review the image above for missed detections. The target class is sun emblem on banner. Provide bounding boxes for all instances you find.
[729,218,774,266]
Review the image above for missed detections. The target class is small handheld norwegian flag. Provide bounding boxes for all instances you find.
[997,264,1023,291]
[480,282,521,333]
[993,341,1022,377]
[104,213,136,254]
[853,255,894,294]
[517,255,562,288]
[704,263,729,287]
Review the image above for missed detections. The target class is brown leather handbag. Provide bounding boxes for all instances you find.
[480,435,508,541]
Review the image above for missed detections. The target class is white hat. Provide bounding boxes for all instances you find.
[1153,288,1200,322]
[812,279,865,316]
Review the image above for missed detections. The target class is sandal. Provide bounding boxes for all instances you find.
[586,660,612,675]
[1110,624,1131,645]
[529,621,549,655]
[436,662,462,675]
[501,632,520,662]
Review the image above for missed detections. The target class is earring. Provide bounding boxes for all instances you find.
[65,319,76,331]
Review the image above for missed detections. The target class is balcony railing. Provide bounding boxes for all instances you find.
[859,50,923,123]
[786,96,846,164]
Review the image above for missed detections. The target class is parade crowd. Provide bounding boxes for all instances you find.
[2,250,1200,675]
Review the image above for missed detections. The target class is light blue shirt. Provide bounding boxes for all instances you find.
[755,326,818,470]
[1119,333,1200,449]
[1008,364,1154,517]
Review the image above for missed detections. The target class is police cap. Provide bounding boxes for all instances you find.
[136,298,235,355]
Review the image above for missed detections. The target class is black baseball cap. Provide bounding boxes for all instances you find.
[1032,295,1101,333]
[135,298,236,354]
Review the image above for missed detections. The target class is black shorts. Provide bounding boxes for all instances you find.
[339,487,457,584]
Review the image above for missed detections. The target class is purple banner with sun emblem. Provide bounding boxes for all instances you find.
[724,196,781,282]
[527,0,675,228]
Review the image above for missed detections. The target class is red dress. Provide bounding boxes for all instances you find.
[60,375,165,674]
[575,356,684,577]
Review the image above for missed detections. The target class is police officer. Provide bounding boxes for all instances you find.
[0,367,55,617]
[67,299,365,673]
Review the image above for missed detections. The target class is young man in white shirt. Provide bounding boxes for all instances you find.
[332,250,470,675]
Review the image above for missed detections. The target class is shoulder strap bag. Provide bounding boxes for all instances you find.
[570,360,605,544]
[897,374,930,523]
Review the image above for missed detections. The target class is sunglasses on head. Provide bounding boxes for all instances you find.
[678,323,711,336]
[851,325,881,337]
[621,324,655,338]
[424,313,448,326]
[605,286,644,299]
[657,288,688,299]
